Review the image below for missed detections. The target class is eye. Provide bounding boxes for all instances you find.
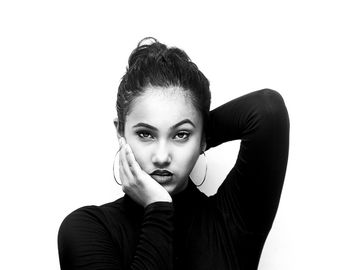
[174,131,190,140]
[136,131,154,140]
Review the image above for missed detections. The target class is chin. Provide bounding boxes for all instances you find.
[161,183,176,195]
[165,181,188,196]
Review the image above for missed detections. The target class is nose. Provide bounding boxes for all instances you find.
[151,141,171,167]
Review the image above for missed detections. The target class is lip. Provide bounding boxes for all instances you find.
[150,174,173,184]
[151,170,173,176]
[150,170,173,184]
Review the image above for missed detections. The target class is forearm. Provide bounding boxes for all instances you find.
[129,202,174,270]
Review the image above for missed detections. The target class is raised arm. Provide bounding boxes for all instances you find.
[206,89,290,234]
[58,202,174,270]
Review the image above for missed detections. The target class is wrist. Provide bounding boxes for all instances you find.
[144,196,172,208]
[144,200,173,210]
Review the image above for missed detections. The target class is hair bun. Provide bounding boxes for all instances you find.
[137,37,158,47]
[128,37,168,68]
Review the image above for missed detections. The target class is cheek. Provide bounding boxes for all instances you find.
[135,153,149,169]
[124,137,148,168]
[176,144,200,171]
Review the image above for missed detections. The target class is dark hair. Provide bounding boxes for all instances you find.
[116,37,211,138]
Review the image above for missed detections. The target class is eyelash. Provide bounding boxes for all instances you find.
[136,131,191,141]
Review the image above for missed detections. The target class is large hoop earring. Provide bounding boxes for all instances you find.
[113,146,122,186]
[192,151,207,187]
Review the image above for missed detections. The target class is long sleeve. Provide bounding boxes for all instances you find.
[207,89,290,234]
[58,201,174,270]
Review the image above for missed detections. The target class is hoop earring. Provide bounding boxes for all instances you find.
[113,146,122,186]
[193,151,207,187]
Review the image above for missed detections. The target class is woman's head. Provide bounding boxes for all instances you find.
[116,37,211,138]
[115,38,211,194]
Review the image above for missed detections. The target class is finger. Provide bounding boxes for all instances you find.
[118,147,127,185]
[125,144,142,177]
[119,145,133,183]
[119,159,127,185]
[121,146,133,178]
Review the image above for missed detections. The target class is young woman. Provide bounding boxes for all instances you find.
[58,37,290,270]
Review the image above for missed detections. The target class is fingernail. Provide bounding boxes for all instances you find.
[120,137,125,146]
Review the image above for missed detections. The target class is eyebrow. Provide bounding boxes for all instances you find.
[132,119,196,131]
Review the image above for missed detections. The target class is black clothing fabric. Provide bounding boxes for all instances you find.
[58,89,290,270]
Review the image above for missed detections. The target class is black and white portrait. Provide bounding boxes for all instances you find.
[0,1,349,269]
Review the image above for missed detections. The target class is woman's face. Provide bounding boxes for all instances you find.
[122,86,205,195]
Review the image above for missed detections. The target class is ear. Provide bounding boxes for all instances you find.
[113,117,122,139]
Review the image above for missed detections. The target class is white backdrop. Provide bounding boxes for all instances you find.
[1,1,349,269]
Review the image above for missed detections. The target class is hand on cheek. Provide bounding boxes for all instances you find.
[118,138,172,207]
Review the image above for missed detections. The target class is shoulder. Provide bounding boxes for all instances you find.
[58,197,127,242]
[57,199,131,268]
[57,205,107,248]
[59,205,104,232]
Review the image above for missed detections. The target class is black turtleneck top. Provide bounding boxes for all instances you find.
[58,89,290,270]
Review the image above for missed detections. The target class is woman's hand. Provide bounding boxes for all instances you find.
[118,138,172,208]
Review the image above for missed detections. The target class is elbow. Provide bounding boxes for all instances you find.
[254,89,290,140]
[258,88,289,119]
[260,88,285,106]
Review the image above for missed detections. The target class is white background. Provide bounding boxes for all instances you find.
[1,1,349,269]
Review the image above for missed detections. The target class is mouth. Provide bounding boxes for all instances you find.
[150,170,173,184]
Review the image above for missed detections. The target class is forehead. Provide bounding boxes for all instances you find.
[126,86,202,128]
